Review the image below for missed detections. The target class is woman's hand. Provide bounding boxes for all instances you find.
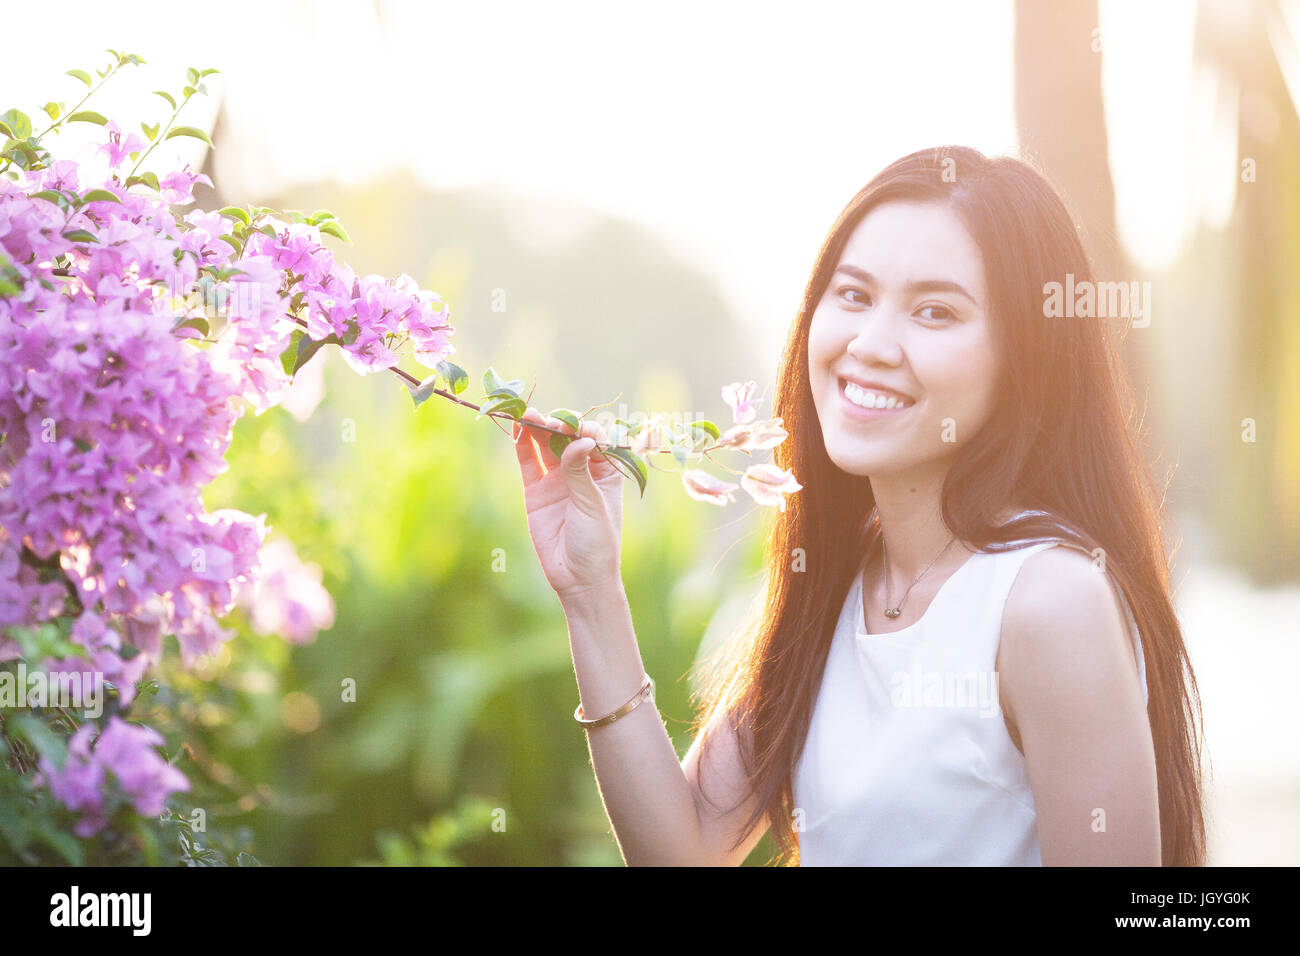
[512,406,625,602]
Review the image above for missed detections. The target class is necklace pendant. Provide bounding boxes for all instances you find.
[884,607,902,619]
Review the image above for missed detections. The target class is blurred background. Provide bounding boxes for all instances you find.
[4,0,1296,864]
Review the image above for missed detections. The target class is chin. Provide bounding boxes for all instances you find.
[824,442,901,477]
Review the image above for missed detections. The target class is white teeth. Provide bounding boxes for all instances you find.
[843,380,912,411]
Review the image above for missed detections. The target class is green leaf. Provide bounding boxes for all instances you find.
[483,367,506,395]
[187,67,200,86]
[6,619,85,661]
[66,110,108,126]
[9,713,68,770]
[308,209,336,223]
[174,317,209,337]
[409,375,439,408]
[294,332,340,375]
[152,89,176,109]
[61,229,97,243]
[318,220,351,243]
[686,419,721,441]
[80,189,121,204]
[219,205,250,226]
[0,109,32,139]
[236,851,263,866]
[476,393,526,422]
[165,125,212,147]
[340,317,360,345]
[549,408,581,433]
[140,120,159,141]
[200,68,222,78]
[282,329,306,376]
[482,367,525,398]
[601,447,647,497]
[0,119,13,139]
[3,141,40,170]
[41,101,62,121]
[435,360,468,395]
[549,433,574,460]
[32,818,84,866]
[66,69,93,88]
[125,170,160,191]
[0,794,30,855]
[30,189,65,206]
[218,233,244,257]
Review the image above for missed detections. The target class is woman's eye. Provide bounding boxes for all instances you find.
[838,287,871,306]
[917,304,955,323]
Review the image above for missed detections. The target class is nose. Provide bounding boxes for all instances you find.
[845,307,905,368]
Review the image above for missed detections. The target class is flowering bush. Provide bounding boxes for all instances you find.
[0,51,799,864]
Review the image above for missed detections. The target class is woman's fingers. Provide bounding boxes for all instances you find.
[514,407,620,482]
[513,407,550,484]
[578,419,619,479]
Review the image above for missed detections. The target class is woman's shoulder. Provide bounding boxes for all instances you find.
[999,540,1139,690]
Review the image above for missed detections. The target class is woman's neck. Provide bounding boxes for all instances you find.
[868,463,971,583]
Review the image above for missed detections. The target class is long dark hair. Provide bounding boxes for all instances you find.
[689,145,1207,866]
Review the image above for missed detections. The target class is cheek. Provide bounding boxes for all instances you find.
[806,309,831,358]
[915,323,993,387]
[916,331,999,418]
[806,312,836,379]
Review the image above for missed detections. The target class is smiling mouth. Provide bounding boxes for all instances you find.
[839,378,916,411]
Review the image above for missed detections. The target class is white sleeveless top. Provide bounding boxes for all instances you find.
[791,539,1148,866]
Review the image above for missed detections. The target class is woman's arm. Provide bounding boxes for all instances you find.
[998,545,1161,865]
[561,581,769,866]
[511,405,767,865]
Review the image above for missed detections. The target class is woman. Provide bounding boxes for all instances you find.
[511,145,1206,866]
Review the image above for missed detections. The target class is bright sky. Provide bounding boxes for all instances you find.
[2,0,1259,372]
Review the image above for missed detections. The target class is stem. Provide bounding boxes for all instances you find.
[281,325,731,459]
[0,56,124,175]
[40,62,119,139]
[127,86,190,179]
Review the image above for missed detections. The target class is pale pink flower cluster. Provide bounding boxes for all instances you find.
[679,381,801,510]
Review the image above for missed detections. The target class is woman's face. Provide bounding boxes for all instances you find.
[807,199,1000,478]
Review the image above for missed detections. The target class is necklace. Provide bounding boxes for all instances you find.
[881,531,959,619]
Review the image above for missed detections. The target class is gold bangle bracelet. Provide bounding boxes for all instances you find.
[573,674,655,730]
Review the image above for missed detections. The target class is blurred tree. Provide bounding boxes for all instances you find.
[1190,0,1300,580]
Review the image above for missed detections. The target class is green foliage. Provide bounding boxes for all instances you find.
[189,352,772,864]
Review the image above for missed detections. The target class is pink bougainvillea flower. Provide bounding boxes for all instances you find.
[740,462,803,512]
[1,99,455,836]
[91,717,190,817]
[38,717,189,836]
[681,469,740,506]
[716,417,788,453]
[158,165,214,205]
[239,537,335,645]
[721,381,762,425]
[38,723,106,837]
[96,120,146,169]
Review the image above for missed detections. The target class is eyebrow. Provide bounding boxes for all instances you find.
[832,264,977,304]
